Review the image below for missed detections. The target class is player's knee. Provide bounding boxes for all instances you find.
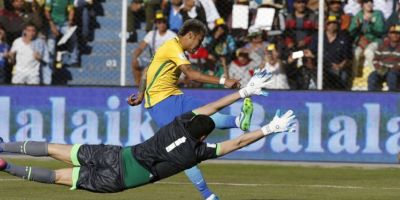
[55,168,73,185]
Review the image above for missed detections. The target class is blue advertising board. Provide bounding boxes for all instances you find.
[0,86,399,163]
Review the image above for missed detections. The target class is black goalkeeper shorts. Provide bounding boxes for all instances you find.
[75,144,125,193]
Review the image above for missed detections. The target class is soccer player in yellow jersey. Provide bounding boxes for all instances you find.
[128,19,254,200]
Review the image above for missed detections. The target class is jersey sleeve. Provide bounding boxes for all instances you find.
[167,44,190,67]
[195,142,219,162]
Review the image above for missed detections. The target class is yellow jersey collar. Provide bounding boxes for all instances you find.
[174,36,185,51]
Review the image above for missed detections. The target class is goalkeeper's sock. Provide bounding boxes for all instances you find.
[184,166,214,199]
[3,162,55,184]
[0,141,48,156]
[210,112,237,129]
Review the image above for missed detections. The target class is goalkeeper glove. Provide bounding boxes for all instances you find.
[261,109,297,136]
[239,68,272,98]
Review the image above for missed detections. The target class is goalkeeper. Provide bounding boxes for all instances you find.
[0,74,296,193]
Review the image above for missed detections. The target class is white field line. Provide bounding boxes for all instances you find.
[158,181,400,191]
[1,178,399,191]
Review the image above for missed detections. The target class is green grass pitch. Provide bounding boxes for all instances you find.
[0,158,400,200]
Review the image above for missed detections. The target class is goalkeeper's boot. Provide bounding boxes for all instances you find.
[239,98,254,131]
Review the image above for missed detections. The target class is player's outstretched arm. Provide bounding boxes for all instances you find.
[216,110,296,157]
[127,67,148,106]
[179,64,241,88]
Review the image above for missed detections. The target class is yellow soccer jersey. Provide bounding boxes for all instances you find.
[144,37,191,108]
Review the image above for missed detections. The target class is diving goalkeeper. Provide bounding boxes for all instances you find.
[0,75,296,193]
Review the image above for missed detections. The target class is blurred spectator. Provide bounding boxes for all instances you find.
[198,0,221,29]
[180,0,207,26]
[45,0,80,68]
[74,0,95,43]
[349,0,385,81]
[215,0,233,20]
[386,0,400,31]
[131,11,176,85]
[284,0,317,88]
[228,0,252,47]
[127,0,162,42]
[127,0,145,43]
[286,0,318,12]
[127,0,162,43]
[0,25,8,84]
[143,0,162,31]
[286,49,317,89]
[262,43,290,89]
[203,18,236,78]
[327,0,352,31]
[228,48,259,86]
[9,23,44,85]
[25,0,47,34]
[306,0,319,11]
[257,0,286,40]
[344,0,361,16]
[284,0,317,51]
[163,0,184,33]
[0,0,43,45]
[344,0,394,19]
[311,15,352,90]
[244,27,268,67]
[368,25,400,91]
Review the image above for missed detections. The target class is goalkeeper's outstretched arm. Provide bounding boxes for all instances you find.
[193,68,272,116]
[216,110,296,157]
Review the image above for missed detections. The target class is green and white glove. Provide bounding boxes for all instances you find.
[261,110,297,136]
[239,68,272,98]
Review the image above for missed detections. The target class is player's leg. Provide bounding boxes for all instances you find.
[0,137,74,164]
[0,158,99,190]
[184,165,219,200]
[54,168,73,186]
[0,138,50,157]
[0,158,57,185]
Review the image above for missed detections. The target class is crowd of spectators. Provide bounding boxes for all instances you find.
[0,0,399,91]
[130,0,400,91]
[0,0,98,85]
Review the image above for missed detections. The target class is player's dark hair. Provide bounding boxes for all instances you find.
[186,115,215,140]
[178,19,207,37]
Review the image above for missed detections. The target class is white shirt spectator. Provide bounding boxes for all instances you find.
[263,62,289,89]
[10,37,40,84]
[229,60,258,86]
[344,0,393,19]
[143,30,176,51]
